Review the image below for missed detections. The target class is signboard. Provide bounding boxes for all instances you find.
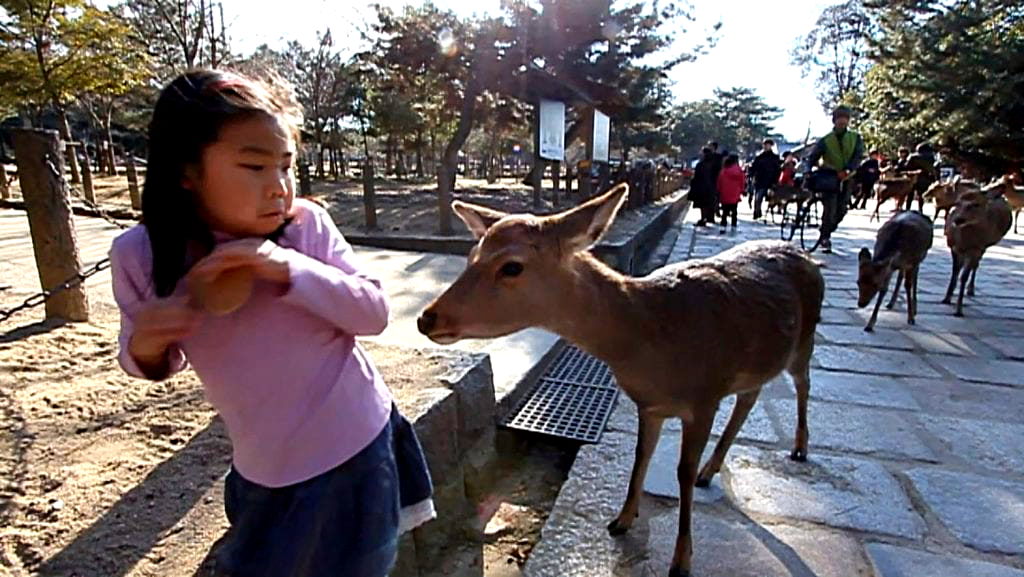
[538,99,565,161]
[592,109,610,162]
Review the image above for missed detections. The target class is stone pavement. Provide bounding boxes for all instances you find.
[524,201,1024,577]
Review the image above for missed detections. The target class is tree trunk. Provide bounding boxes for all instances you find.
[315,141,325,179]
[363,160,377,229]
[11,128,89,321]
[57,109,81,185]
[429,129,438,177]
[385,134,394,178]
[415,128,425,178]
[437,82,480,235]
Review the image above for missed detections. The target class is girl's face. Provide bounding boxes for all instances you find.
[188,113,296,237]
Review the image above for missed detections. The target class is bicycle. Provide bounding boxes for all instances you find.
[778,179,825,253]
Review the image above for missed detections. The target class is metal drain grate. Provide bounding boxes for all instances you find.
[502,345,619,443]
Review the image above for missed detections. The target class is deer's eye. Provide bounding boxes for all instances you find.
[499,262,524,278]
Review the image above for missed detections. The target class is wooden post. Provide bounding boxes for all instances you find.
[80,145,95,204]
[552,160,561,206]
[362,160,378,229]
[64,141,81,185]
[96,140,107,174]
[0,163,10,200]
[106,142,117,176]
[298,161,312,196]
[12,128,89,321]
[126,154,141,210]
[532,105,543,210]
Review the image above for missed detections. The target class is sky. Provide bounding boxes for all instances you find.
[204,0,838,141]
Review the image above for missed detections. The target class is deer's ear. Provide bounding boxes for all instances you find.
[858,247,872,263]
[551,183,629,252]
[452,201,507,239]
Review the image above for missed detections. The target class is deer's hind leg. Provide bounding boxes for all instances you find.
[967,249,984,296]
[886,269,904,310]
[696,388,760,487]
[787,335,814,462]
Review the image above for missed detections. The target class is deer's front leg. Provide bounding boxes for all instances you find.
[608,412,664,535]
[866,271,893,332]
[942,253,962,305]
[670,411,716,577]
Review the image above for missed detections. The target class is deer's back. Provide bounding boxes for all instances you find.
[875,211,934,266]
[633,241,824,399]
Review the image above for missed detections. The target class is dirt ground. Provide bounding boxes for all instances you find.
[4,170,574,238]
[0,300,574,577]
[0,172,578,576]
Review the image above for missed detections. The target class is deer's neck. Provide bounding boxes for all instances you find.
[542,254,642,365]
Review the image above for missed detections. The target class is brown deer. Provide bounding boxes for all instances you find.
[857,211,934,331]
[942,189,1012,316]
[923,177,979,221]
[871,169,921,222]
[417,184,825,577]
[981,174,1024,233]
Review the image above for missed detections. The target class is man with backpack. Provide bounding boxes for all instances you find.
[802,105,865,253]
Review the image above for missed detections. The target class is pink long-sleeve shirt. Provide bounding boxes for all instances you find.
[110,199,393,488]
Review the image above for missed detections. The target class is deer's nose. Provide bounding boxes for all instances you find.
[417,310,438,335]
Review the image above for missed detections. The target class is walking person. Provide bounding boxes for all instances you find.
[802,105,865,253]
[717,153,745,234]
[751,138,782,221]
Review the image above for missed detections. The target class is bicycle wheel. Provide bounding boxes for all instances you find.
[780,202,797,241]
[800,198,824,252]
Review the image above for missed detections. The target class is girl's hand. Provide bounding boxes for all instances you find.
[128,296,201,368]
[188,239,291,287]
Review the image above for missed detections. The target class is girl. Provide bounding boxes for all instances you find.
[109,69,434,576]
[716,153,745,233]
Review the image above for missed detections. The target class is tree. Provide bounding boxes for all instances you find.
[670,88,781,161]
[0,0,147,182]
[119,0,229,81]
[714,87,782,158]
[669,100,722,161]
[792,0,875,113]
[372,0,710,233]
[862,0,1024,173]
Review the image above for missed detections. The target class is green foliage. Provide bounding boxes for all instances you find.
[862,0,1024,171]
[792,0,875,113]
[0,1,149,112]
[670,87,782,160]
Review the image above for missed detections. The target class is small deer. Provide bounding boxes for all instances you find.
[418,184,825,577]
[981,174,1024,234]
[923,178,979,221]
[942,189,1012,316]
[857,211,934,331]
[871,169,921,222]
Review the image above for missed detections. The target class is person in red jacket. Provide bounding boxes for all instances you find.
[778,153,797,187]
[717,153,744,233]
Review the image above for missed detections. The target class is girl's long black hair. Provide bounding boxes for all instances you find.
[142,69,303,297]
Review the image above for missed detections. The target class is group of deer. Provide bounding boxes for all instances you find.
[858,173,1017,327]
[416,177,1014,576]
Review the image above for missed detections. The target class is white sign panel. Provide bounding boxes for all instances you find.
[538,99,565,161]
[592,110,610,162]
